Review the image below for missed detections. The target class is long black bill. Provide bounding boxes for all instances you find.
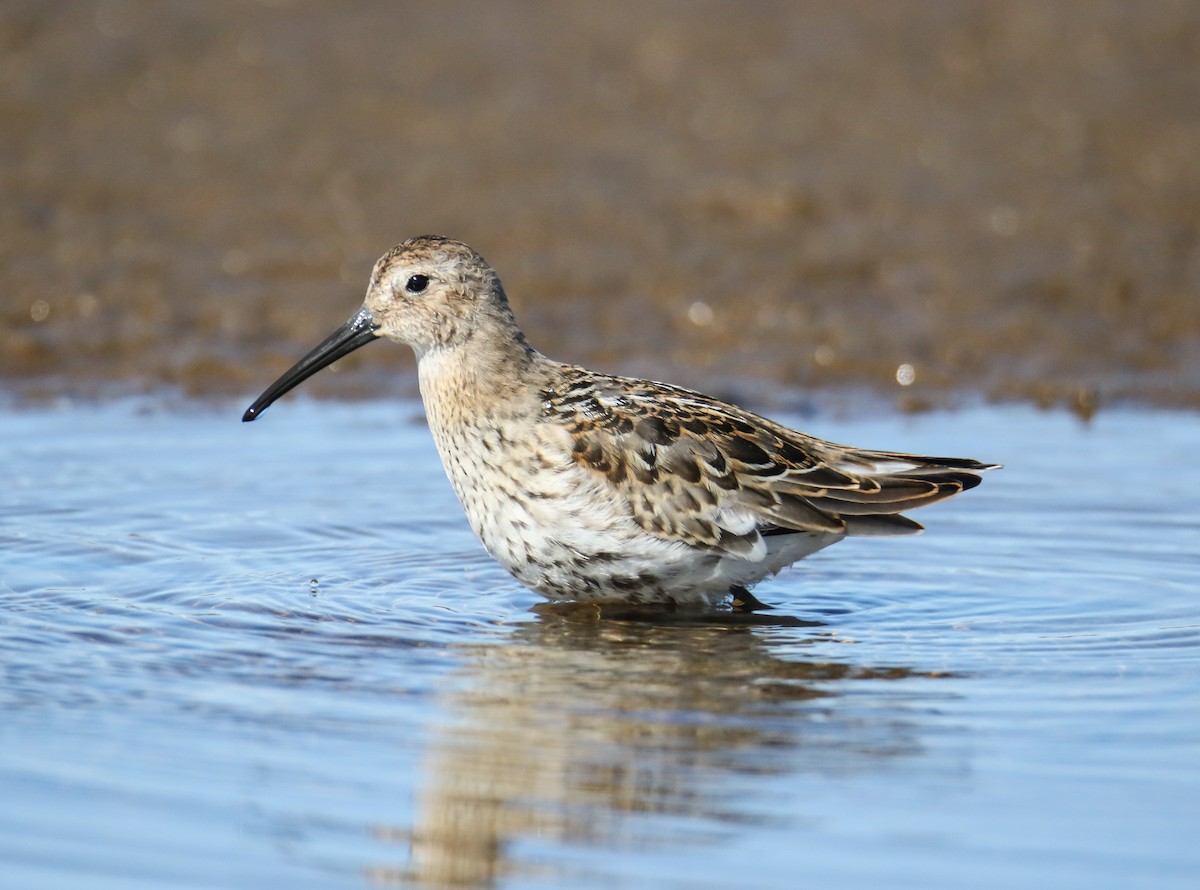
[242,305,380,422]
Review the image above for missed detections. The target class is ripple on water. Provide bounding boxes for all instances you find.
[0,400,1198,890]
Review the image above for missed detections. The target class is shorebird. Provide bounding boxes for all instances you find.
[244,236,997,607]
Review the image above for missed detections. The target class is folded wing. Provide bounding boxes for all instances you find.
[545,369,997,560]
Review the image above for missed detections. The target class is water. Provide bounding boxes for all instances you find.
[2,398,1197,889]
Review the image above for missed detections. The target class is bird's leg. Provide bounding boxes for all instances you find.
[730,586,772,612]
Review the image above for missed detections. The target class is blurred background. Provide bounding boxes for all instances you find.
[2,0,1198,411]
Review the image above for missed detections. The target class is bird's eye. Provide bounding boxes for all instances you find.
[404,274,430,294]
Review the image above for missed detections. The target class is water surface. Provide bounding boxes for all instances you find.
[1,399,1198,888]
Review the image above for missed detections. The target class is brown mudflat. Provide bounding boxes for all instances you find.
[3,2,1198,411]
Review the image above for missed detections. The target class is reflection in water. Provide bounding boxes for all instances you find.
[367,606,943,887]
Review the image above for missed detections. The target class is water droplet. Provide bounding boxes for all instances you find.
[896,363,916,386]
[687,301,713,326]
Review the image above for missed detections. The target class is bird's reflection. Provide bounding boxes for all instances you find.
[367,604,943,887]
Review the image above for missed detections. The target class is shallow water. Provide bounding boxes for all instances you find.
[2,398,1198,889]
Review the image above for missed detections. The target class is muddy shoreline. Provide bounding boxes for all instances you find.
[3,1,1198,412]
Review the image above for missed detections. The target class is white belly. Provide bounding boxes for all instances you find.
[427,415,839,603]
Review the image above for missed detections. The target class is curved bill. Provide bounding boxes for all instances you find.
[242,305,380,422]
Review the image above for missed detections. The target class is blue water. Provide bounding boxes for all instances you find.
[2,398,1198,889]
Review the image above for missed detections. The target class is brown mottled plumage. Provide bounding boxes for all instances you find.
[244,236,997,606]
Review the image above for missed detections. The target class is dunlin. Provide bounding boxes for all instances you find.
[244,236,997,607]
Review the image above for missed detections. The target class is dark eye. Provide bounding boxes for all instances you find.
[404,274,430,294]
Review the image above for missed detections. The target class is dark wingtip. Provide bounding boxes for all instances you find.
[241,406,260,423]
[958,473,983,491]
[927,457,1002,472]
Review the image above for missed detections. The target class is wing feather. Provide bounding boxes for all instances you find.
[543,368,996,559]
